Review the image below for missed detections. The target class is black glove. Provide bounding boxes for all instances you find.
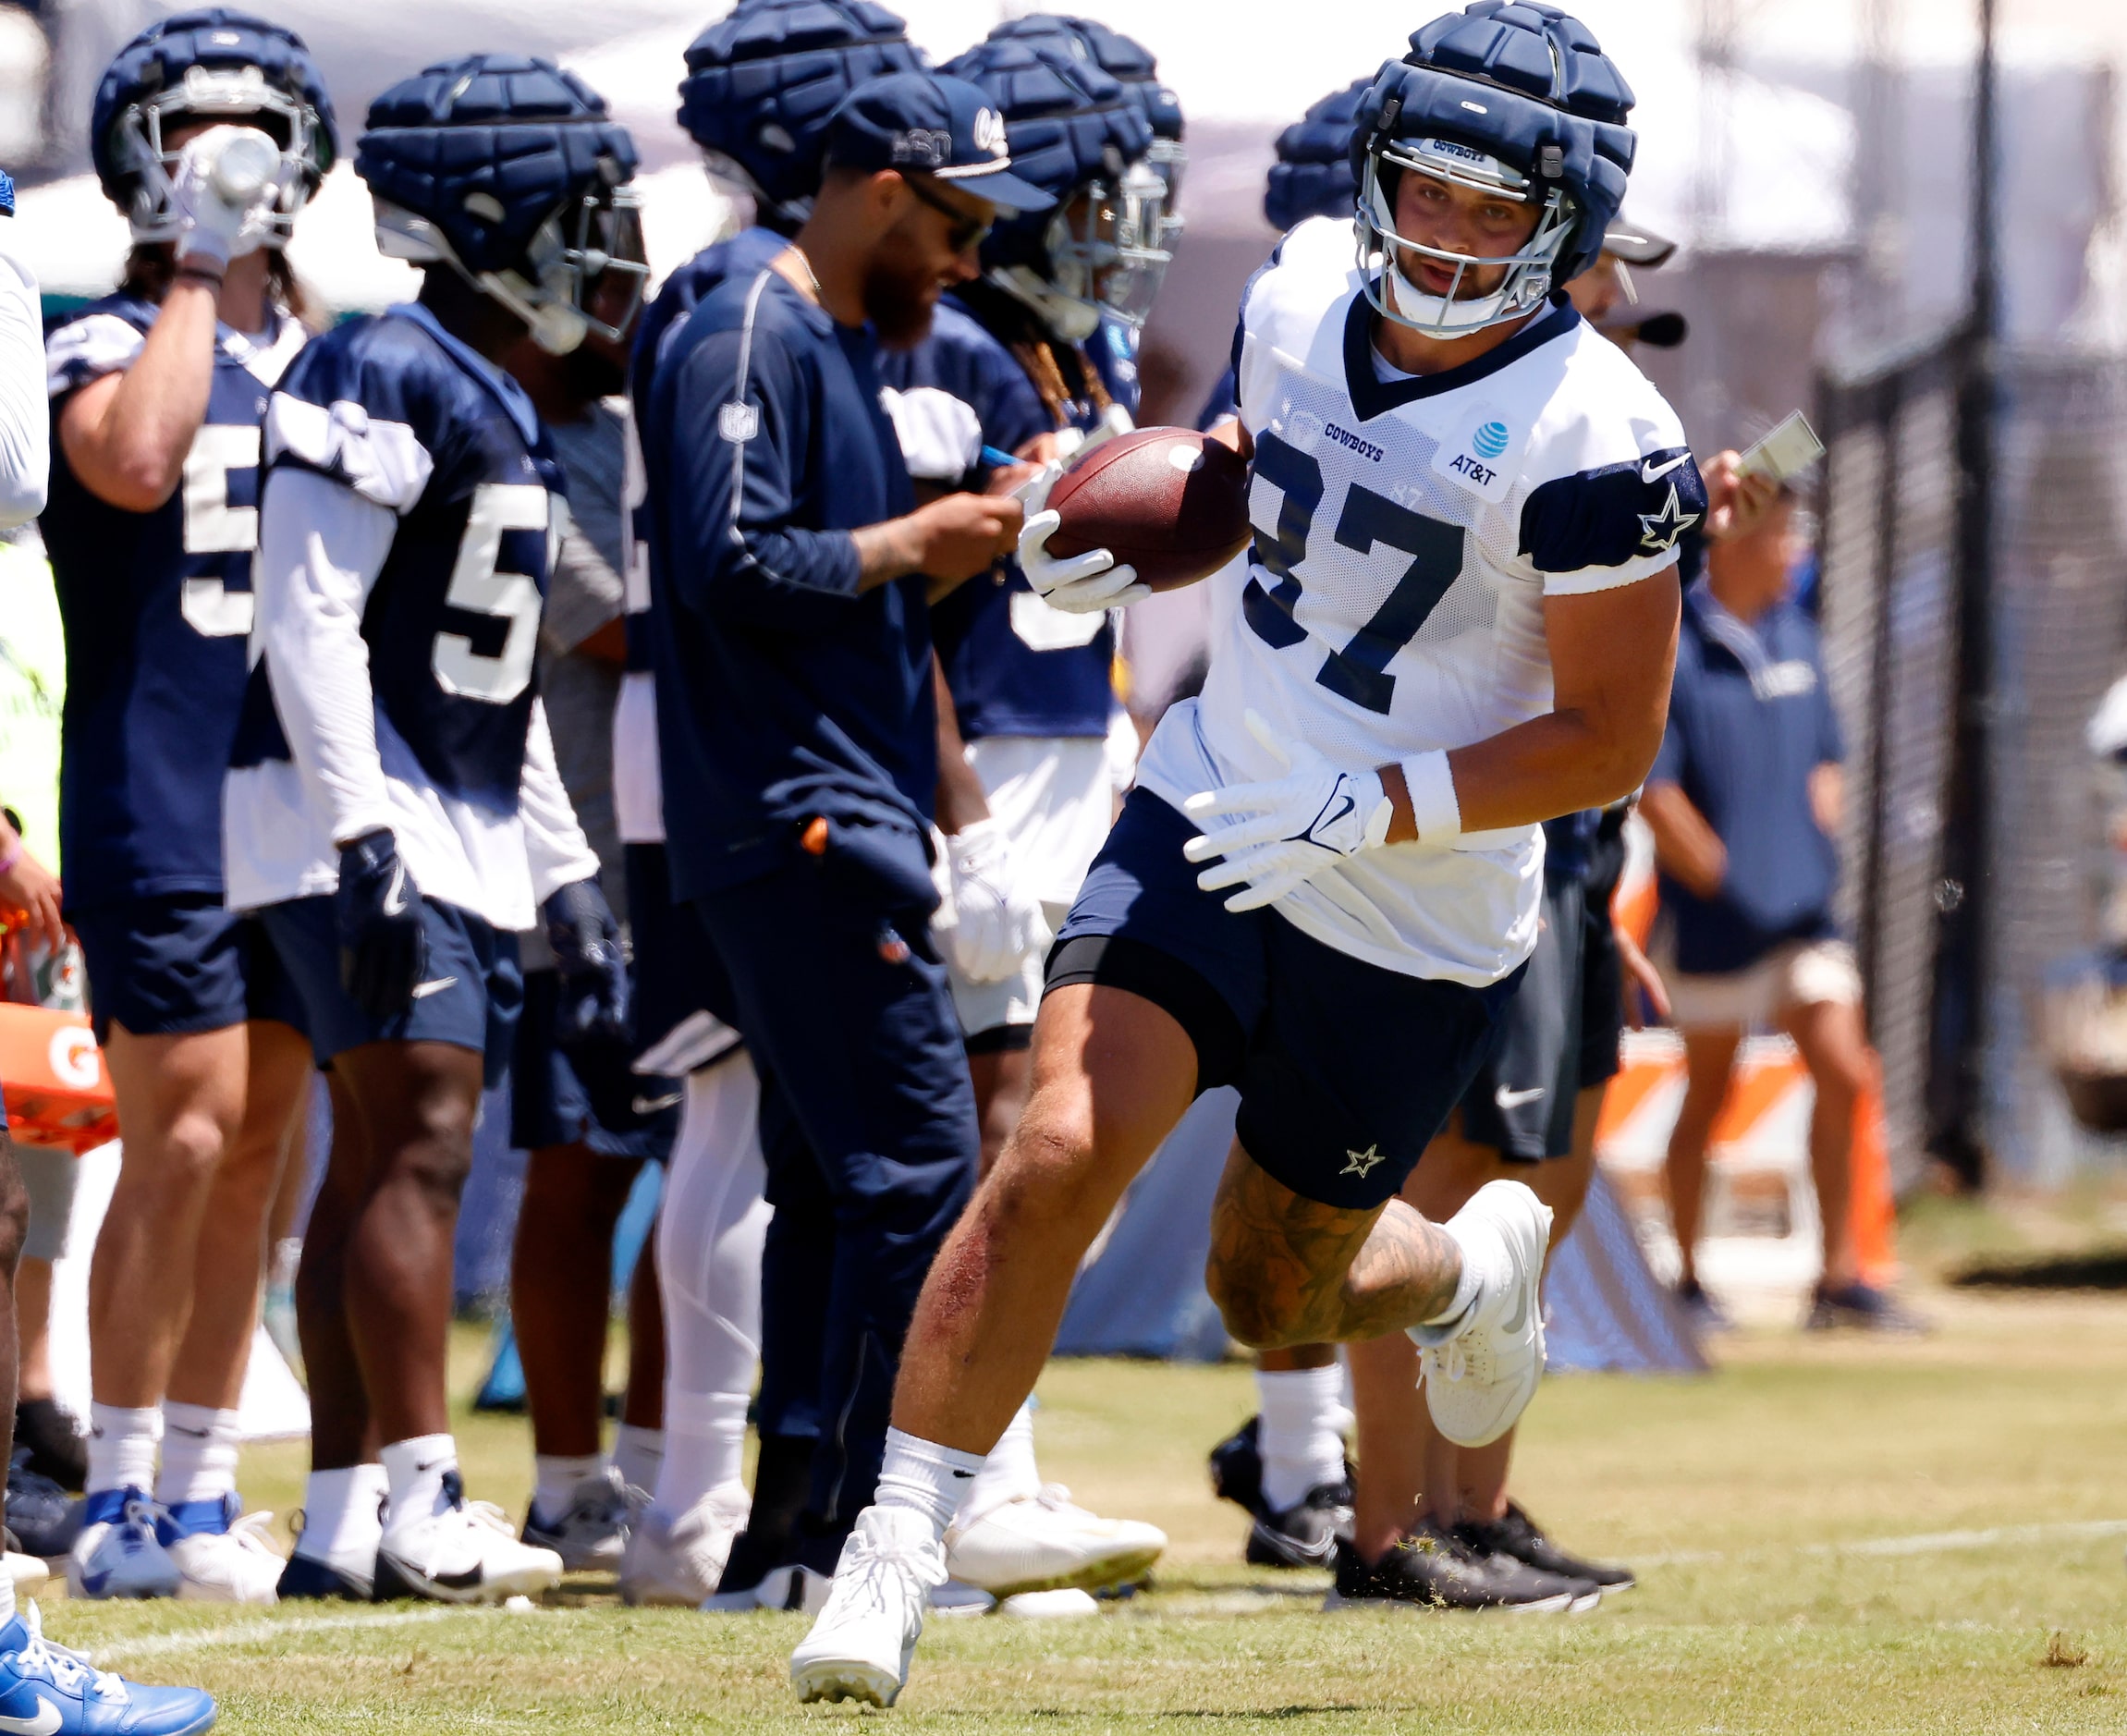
[336,829,427,1020]
[543,877,629,1052]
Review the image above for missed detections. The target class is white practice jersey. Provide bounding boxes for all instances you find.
[1135,217,1701,984]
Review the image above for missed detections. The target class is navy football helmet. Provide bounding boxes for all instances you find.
[987,15,1184,237]
[678,0,926,231]
[359,55,645,356]
[1352,1,1633,336]
[92,8,336,250]
[1265,76,1373,234]
[944,35,1167,340]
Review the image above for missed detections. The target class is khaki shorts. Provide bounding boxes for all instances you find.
[1665,937,1863,1031]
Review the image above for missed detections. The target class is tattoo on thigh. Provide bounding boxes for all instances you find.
[1211,1158,1463,1344]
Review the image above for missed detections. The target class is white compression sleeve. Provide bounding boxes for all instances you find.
[520,695,602,903]
[0,238,47,526]
[254,467,398,846]
[654,1053,771,1516]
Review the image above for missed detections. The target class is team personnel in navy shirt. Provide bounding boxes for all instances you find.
[642,67,1044,1599]
[871,25,1174,1605]
[45,11,331,1611]
[226,54,637,1603]
[1641,486,1920,1333]
[617,0,928,1610]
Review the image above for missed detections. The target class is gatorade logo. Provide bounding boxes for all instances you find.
[48,1026,99,1091]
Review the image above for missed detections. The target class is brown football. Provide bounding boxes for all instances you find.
[1044,427,1253,592]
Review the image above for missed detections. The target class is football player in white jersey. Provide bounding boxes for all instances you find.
[794,2,1703,1705]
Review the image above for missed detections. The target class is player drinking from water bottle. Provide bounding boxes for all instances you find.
[795,0,1705,1703]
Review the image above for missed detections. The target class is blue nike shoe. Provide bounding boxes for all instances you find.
[0,1601,216,1732]
[66,1491,177,1601]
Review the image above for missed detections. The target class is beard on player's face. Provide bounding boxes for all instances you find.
[863,215,951,349]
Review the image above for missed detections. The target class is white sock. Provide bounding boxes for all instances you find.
[611,1424,664,1496]
[657,1391,750,1518]
[1409,1237,1486,1347]
[86,1403,160,1497]
[1255,1366,1350,1510]
[955,1401,1039,1526]
[293,1463,388,1574]
[380,1434,458,1535]
[156,1402,242,1508]
[532,1453,601,1520]
[875,1427,985,1539]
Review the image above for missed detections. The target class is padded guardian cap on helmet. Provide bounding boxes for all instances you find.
[92,8,336,251]
[359,55,645,357]
[678,0,925,231]
[1352,2,1633,336]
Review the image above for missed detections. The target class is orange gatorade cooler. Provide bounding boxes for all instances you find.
[0,1001,117,1153]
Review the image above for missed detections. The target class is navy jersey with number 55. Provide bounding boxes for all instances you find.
[42,295,304,911]
[230,302,563,813]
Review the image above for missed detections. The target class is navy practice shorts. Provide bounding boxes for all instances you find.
[1459,869,1585,1162]
[625,842,743,1074]
[72,894,308,1045]
[1049,789,1522,1211]
[1577,811,1629,1092]
[509,965,678,1160]
[259,895,521,1089]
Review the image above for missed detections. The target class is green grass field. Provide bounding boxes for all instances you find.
[41,1276,2127,1733]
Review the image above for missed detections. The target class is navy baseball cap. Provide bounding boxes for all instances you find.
[825,69,1054,212]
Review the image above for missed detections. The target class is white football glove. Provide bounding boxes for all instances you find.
[1182,710,1393,912]
[942,817,1052,984]
[880,385,984,485]
[169,126,285,268]
[1015,458,1151,615]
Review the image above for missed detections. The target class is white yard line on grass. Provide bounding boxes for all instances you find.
[90,1605,497,1665]
[1640,1516,2127,1569]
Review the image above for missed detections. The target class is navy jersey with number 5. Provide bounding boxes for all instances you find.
[226,301,582,933]
[43,296,304,911]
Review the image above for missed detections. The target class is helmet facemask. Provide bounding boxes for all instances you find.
[994,155,1173,342]
[115,62,328,250]
[1146,136,1187,247]
[379,177,648,357]
[1355,134,1579,338]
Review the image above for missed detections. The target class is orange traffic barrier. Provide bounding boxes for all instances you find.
[0,1001,116,1154]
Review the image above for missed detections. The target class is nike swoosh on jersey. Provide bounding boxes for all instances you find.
[1494,1085,1546,1109]
[1640,452,1690,484]
[410,977,458,1000]
[0,1695,61,1735]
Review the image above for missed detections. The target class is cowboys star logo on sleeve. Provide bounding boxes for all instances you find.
[1638,483,1700,554]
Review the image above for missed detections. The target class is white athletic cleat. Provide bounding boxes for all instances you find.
[1415,1180,1553,1449]
[520,1465,646,1571]
[373,1473,564,1604]
[789,1507,946,1707]
[945,1485,1166,1598]
[161,1496,284,1604]
[67,1488,180,1600]
[619,1492,746,1607]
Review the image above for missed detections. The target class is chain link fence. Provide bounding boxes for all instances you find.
[1820,337,2127,1187]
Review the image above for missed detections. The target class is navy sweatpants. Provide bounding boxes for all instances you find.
[693,855,977,1561]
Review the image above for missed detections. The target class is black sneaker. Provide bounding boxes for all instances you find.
[1210,1415,1356,1570]
[277,1547,376,1602]
[1457,1502,1634,1594]
[13,1400,85,1492]
[1326,1522,1596,1613]
[1805,1281,1930,1335]
[1674,1278,1733,1334]
[5,1450,79,1558]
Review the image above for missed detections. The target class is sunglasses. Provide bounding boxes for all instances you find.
[903,174,993,255]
